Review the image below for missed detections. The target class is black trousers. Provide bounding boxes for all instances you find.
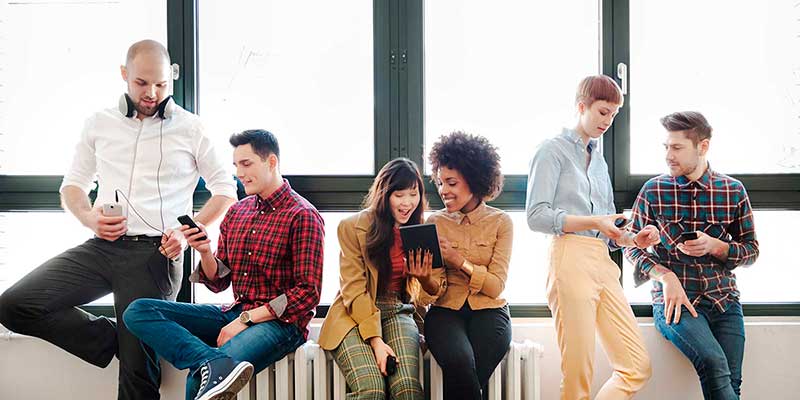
[424,302,512,400]
[0,237,182,400]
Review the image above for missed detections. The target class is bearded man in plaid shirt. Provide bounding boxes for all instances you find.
[625,111,759,400]
[123,129,324,400]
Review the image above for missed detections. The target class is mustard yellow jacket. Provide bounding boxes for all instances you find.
[318,210,444,350]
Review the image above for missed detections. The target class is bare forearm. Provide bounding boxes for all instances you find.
[194,195,235,226]
[199,250,220,282]
[248,305,275,323]
[60,186,92,226]
[562,215,598,233]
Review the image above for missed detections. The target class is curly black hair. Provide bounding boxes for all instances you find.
[428,131,504,201]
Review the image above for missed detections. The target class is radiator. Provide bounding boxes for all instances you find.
[239,339,543,400]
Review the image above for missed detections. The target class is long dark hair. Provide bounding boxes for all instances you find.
[364,158,426,295]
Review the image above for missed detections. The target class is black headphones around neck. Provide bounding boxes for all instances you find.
[118,94,175,119]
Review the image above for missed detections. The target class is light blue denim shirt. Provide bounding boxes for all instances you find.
[526,127,617,248]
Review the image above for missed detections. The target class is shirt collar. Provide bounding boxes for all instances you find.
[561,127,597,153]
[448,201,488,225]
[255,179,291,210]
[675,162,713,190]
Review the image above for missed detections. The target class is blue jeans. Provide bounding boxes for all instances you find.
[653,302,745,400]
[123,298,305,400]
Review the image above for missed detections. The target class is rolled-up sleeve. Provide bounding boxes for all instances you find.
[266,209,324,325]
[193,123,237,199]
[624,188,663,286]
[60,116,98,194]
[189,210,233,292]
[526,142,567,235]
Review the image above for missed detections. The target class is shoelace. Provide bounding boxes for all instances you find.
[196,365,211,398]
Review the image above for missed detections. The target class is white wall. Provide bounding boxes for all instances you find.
[1,317,799,400]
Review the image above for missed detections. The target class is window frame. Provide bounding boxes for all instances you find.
[1,0,797,319]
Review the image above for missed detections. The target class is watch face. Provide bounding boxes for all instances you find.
[239,311,250,324]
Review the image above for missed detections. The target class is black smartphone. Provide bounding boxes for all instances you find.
[679,231,698,243]
[614,217,631,228]
[177,215,208,241]
[385,355,397,376]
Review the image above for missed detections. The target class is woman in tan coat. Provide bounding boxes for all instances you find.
[318,158,443,400]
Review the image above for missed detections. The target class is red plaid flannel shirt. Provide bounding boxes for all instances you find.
[196,179,324,338]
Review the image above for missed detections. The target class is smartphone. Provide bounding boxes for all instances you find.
[679,231,698,243]
[614,217,632,229]
[102,203,123,217]
[177,215,208,241]
[385,355,397,376]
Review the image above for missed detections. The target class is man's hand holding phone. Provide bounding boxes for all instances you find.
[676,231,729,260]
[178,215,212,254]
[88,204,127,241]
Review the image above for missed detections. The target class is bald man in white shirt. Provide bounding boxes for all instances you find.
[0,40,236,400]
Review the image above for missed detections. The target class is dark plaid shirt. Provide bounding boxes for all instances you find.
[624,166,759,312]
[194,179,324,338]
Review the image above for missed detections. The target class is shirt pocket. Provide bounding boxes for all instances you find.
[472,240,495,266]
[657,215,684,251]
[705,214,734,241]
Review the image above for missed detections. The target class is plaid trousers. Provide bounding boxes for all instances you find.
[332,296,424,400]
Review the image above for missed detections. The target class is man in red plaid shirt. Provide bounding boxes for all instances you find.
[625,112,758,400]
[123,129,324,400]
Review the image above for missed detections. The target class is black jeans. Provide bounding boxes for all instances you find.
[424,302,512,400]
[0,237,182,400]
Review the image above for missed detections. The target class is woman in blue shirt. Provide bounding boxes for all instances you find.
[526,75,659,400]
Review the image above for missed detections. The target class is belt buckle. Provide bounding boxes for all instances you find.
[129,235,140,241]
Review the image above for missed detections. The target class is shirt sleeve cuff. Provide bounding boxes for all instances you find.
[466,260,487,293]
[268,294,288,318]
[553,210,567,235]
[188,258,231,283]
[59,179,95,195]
[633,260,656,287]
[357,312,382,342]
[207,182,238,200]
[724,243,741,269]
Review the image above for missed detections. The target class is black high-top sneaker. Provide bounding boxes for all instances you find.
[194,357,254,400]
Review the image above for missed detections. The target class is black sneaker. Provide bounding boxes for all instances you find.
[194,357,254,400]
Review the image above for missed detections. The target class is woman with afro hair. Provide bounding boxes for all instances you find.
[420,131,512,400]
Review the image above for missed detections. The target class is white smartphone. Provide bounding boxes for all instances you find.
[102,203,123,217]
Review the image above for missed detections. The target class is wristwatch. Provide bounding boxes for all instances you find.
[238,310,255,327]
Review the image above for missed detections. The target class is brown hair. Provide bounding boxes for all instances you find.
[575,75,623,107]
[660,111,713,146]
[363,158,426,297]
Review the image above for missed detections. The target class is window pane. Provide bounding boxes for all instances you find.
[629,0,800,174]
[624,210,799,303]
[193,212,350,305]
[424,0,600,174]
[0,0,167,175]
[505,211,549,304]
[197,1,374,175]
[0,212,113,305]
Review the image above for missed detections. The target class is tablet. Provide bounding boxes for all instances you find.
[398,223,444,268]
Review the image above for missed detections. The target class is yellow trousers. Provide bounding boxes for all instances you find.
[547,235,651,400]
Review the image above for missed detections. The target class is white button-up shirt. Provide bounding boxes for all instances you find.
[60,105,237,236]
